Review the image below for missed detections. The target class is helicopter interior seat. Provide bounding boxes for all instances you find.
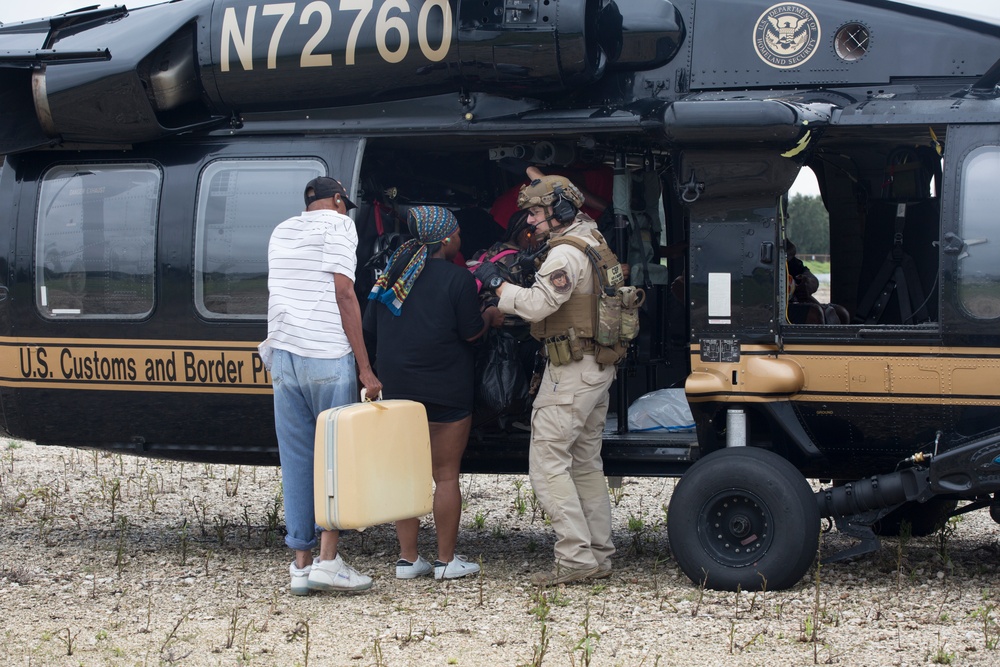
[784,264,850,324]
[788,301,834,325]
[785,269,852,326]
[853,146,941,325]
[782,268,852,325]
[853,197,940,324]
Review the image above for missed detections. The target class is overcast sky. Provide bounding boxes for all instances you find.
[2,0,154,23]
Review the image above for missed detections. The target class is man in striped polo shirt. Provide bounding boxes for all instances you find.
[259,176,382,595]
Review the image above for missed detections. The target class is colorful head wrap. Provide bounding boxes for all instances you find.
[369,205,459,315]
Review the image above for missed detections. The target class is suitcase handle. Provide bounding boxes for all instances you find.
[360,388,389,410]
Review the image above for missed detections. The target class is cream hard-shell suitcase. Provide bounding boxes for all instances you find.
[313,399,432,530]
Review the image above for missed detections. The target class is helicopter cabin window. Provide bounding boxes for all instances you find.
[851,147,941,326]
[36,164,160,319]
[782,176,847,326]
[787,141,944,330]
[194,159,325,319]
[956,146,1000,320]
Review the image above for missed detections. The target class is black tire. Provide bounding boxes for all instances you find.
[668,447,820,592]
[990,503,1000,525]
[873,498,957,537]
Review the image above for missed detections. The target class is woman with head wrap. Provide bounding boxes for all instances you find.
[364,205,502,580]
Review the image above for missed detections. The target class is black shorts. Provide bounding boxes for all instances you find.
[422,402,471,423]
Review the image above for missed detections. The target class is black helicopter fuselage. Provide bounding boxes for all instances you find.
[1,0,999,484]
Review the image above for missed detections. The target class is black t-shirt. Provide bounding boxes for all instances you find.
[363,258,483,410]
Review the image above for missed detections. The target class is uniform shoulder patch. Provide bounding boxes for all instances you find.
[549,269,572,293]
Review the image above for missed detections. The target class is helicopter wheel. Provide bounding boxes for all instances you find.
[668,446,820,592]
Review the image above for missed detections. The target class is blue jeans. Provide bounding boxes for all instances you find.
[271,348,357,551]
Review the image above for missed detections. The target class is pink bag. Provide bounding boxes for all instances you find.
[469,248,518,292]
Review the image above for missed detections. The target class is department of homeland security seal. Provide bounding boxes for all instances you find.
[754,3,821,69]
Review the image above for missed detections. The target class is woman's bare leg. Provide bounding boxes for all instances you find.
[395,517,420,562]
[430,416,472,563]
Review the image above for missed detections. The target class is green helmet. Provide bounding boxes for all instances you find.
[517,175,585,211]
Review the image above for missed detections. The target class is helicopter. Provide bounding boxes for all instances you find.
[2,0,1000,591]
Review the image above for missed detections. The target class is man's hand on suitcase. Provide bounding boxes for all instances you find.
[359,368,383,399]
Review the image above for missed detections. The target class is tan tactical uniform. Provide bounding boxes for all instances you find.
[497,214,616,570]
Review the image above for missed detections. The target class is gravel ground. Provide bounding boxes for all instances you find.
[3,440,1000,666]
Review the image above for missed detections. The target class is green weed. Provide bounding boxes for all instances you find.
[970,599,1000,650]
[470,510,488,530]
[573,600,600,666]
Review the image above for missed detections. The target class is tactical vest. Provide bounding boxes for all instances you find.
[530,229,644,366]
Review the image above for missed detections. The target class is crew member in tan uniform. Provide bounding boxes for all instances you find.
[475,175,623,586]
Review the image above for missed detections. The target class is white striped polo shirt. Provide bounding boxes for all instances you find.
[258,209,358,367]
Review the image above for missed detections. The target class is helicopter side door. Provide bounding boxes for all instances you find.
[939,123,1000,441]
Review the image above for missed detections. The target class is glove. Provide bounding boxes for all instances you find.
[474,260,505,291]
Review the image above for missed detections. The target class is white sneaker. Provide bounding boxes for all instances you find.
[306,554,373,592]
[434,555,481,580]
[289,561,312,596]
[395,555,434,579]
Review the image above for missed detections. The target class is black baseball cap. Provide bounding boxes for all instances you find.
[304,176,357,210]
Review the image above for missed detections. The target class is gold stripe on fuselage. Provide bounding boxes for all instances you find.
[0,337,272,394]
[688,343,1000,405]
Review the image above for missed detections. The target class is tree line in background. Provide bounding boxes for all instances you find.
[786,193,830,256]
